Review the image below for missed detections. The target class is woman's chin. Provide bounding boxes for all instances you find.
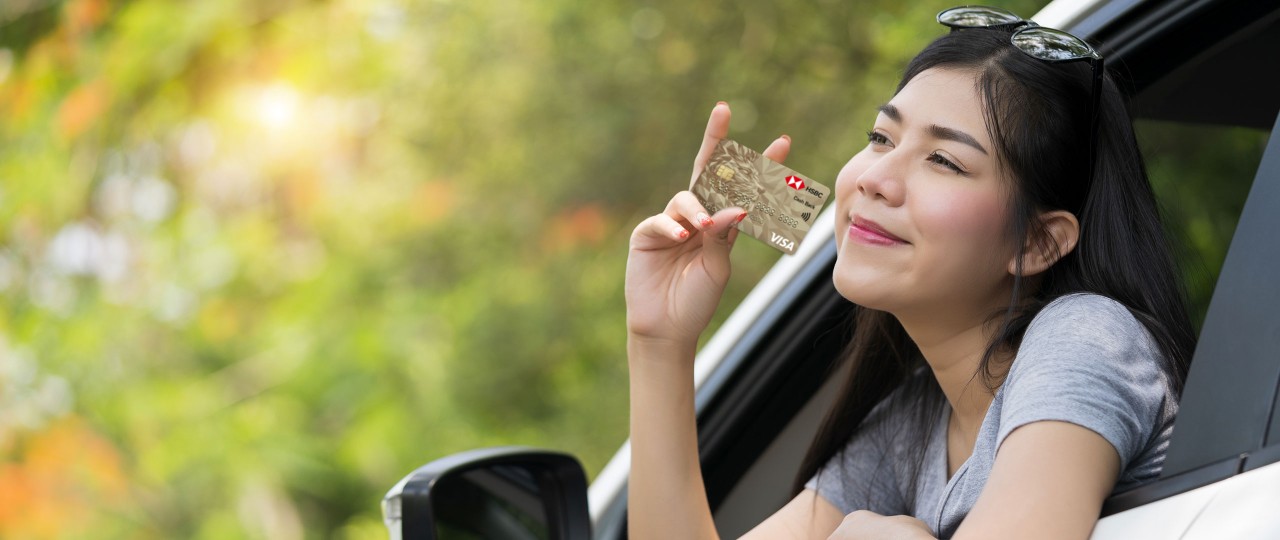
[832,268,898,312]
[833,239,916,308]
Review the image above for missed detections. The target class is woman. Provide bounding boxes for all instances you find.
[624,6,1195,540]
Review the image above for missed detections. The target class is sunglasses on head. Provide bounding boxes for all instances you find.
[937,5,1104,188]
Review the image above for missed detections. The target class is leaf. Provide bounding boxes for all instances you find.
[54,79,108,140]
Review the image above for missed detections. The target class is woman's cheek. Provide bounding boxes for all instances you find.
[916,186,1011,266]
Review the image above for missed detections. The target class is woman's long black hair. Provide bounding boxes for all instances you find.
[789,28,1197,507]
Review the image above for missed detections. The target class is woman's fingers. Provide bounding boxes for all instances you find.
[698,207,747,280]
[689,102,732,188]
[663,191,715,231]
[631,212,694,250]
[762,134,791,164]
[632,199,744,253]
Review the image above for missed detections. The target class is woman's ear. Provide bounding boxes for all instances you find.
[1008,210,1080,277]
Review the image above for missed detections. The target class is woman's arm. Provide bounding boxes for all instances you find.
[740,488,845,539]
[630,344,847,540]
[625,103,795,539]
[627,337,719,539]
[952,421,1120,539]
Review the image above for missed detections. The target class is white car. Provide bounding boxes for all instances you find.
[383,0,1280,537]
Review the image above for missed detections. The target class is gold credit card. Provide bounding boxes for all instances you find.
[691,139,830,254]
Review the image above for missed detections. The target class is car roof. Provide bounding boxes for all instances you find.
[1080,0,1280,129]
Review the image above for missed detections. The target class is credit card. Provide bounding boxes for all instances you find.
[690,139,830,254]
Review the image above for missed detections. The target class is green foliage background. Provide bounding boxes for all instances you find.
[0,0,1265,538]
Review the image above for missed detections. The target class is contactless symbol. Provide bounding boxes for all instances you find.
[785,175,805,190]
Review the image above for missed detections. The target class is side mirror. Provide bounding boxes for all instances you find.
[382,446,592,540]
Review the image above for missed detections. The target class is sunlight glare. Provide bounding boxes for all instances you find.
[258,83,299,130]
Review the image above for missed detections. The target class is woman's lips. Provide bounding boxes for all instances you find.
[849,217,908,246]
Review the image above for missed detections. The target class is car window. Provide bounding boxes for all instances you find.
[1112,0,1280,483]
[1133,120,1269,327]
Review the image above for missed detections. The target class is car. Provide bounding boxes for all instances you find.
[381,0,1280,537]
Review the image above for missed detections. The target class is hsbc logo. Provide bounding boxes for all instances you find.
[786,176,825,199]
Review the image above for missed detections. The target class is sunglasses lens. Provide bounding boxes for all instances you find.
[938,6,1022,27]
[1011,27,1097,61]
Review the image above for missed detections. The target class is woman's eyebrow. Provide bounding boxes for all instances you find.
[877,104,902,122]
[877,103,988,155]
[930,125,988,155]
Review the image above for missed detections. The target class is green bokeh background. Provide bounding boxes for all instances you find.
[0,0,1265,538]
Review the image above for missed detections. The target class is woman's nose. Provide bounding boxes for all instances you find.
[854,152,906,206]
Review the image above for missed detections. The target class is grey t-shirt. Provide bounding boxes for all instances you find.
[804,293,1178,538]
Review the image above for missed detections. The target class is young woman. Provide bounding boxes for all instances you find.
[624,6,1195,540]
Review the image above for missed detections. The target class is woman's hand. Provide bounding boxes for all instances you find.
[827,511,937,540]
[625,103,791,347]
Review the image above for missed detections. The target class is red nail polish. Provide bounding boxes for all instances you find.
[699,214,713,227]
[677,228,689,239]
[735,212,748,224]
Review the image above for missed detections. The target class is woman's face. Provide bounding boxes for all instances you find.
[832,67,1019,321]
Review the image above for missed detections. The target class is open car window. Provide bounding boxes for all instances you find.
[1091,0,1280,514]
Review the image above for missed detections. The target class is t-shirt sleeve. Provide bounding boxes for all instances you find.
[996,294,1170,472]
[802,398,909,516]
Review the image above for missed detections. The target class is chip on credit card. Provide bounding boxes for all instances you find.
[691,139,830,255]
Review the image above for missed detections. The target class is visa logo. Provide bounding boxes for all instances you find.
[770,232,795,251]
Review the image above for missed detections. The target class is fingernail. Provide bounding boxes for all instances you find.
[735,212,748,224]
[676,228,690,239]
[716,101,728,107]
[780,134,791,142]
[697,213,713,227]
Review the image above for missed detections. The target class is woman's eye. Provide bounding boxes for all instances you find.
[866,130,890,146]
[928,151,966,174]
